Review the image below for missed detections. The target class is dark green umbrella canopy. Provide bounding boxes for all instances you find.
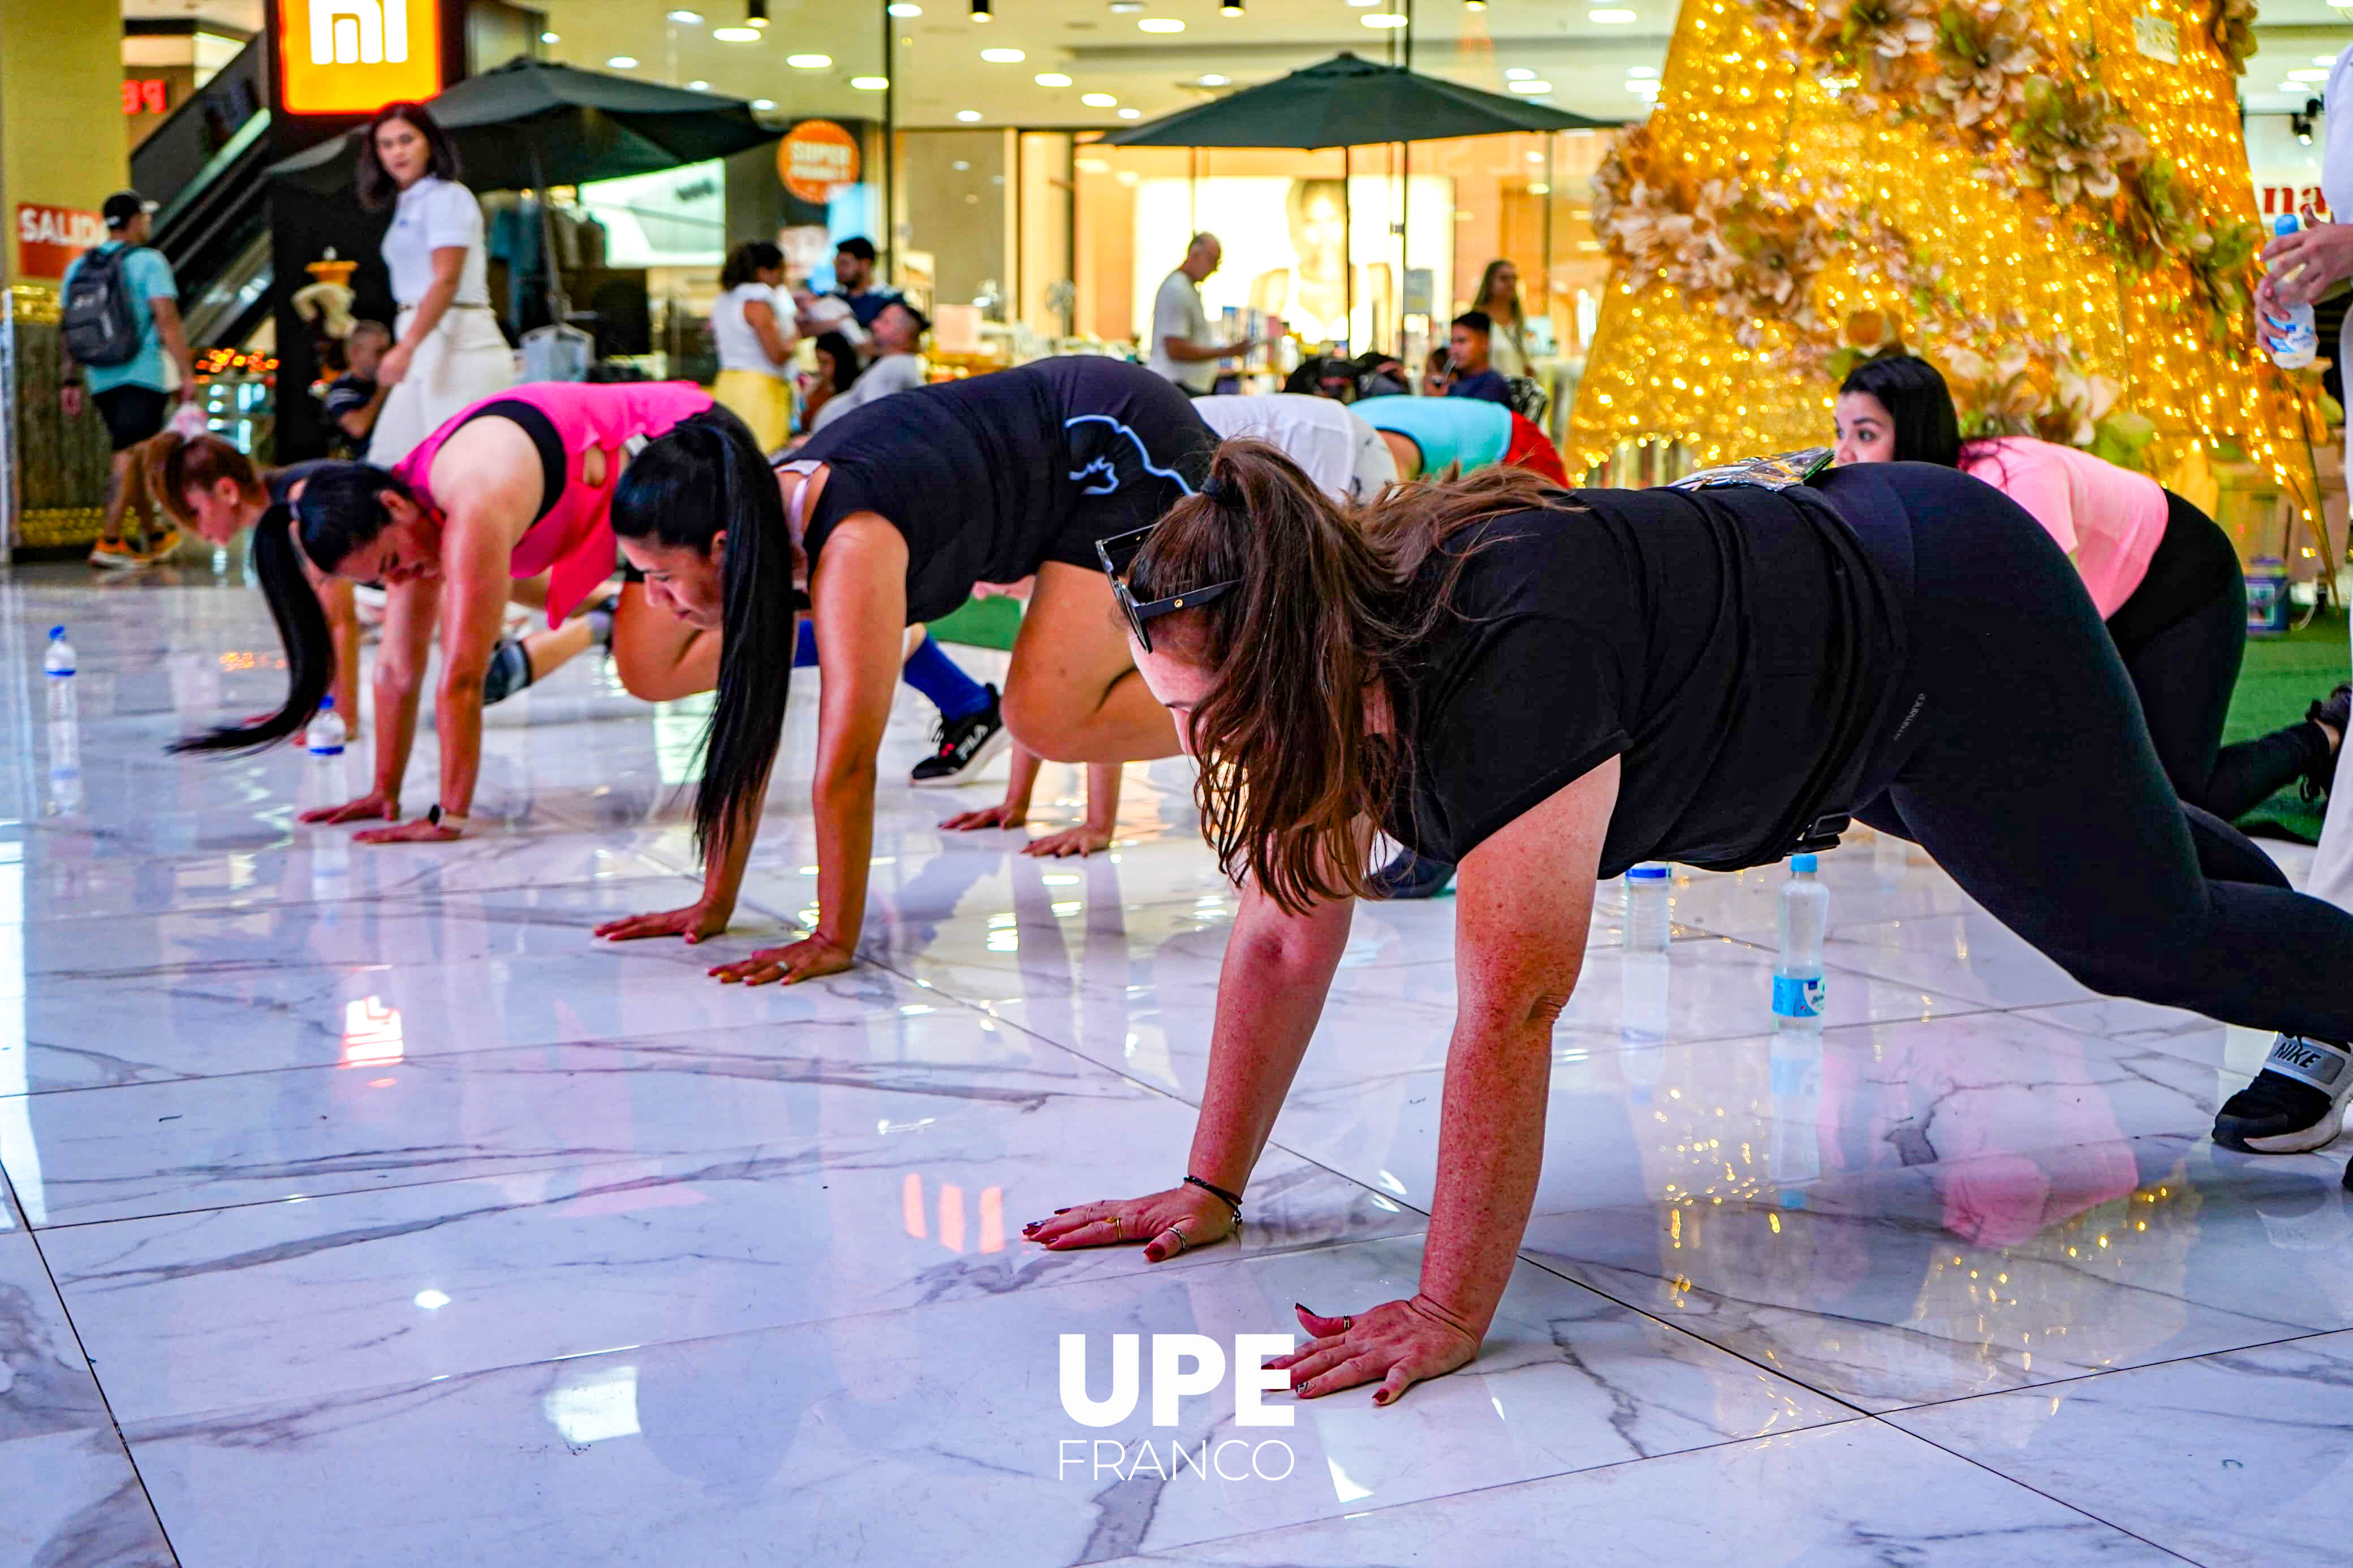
[1100,51,1614,150]
[266,57,778,192]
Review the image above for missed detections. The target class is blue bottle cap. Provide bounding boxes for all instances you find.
[48,626,64,640]
[2276,213,2302,237]
[1627,863,1669,880]
[318,695,335,710]
[1790,853,1819,873]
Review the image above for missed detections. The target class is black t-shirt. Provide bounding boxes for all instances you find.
[323,374,378,458]
[790,356,1216,624]
[1386,482,1903,875]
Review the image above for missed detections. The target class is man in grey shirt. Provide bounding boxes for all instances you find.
[1145,232,1255,395]
[810,299,930,431]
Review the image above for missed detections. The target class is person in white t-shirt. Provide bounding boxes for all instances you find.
[1145,233,1255,395]
[709,240,796,453]
[808,299,929,432]
[1193,392,1397,502]
[359,102,515,466]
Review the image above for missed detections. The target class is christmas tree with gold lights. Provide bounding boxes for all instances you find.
[1567,0,2323,522]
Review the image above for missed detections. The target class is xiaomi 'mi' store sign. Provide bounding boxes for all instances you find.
[278,0,443,114]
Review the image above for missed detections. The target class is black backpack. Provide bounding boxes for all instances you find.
[61,245,147,368]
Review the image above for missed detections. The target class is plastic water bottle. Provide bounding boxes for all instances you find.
[307,695,347,757]
[1768,1030,1822,1203]
[44,626,76,719]
[1625,862,1671,952]
[2264,214,2320,369]
[1772,853,1829,1032]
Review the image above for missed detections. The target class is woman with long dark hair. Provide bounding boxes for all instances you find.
[596,357,1218,977]
[711,240,795,452]
[1834,353,2348,823]
[796,330,863,435]
[1469,258,1530,378]
[357,101,515,465]
[1023,444,2353,1403]
[173,381,710,845]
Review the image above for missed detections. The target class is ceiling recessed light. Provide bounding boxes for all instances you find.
[1509,79,1552,92]
[1504,66,1535,78]
[1035,71,1073,85]
[2320,54,2342,65]
[851,75,890,88]
[1361,12,1407,24]
[688,79,710,89]
[1221,0,1243,12]
[1591,7,1637,19]
[1199,72,1229,84]
[540,30,559,41]
[1117,106,1141,117]
[787,53,831,66]
[1138,16,1185,29]
[1528,182,1550,193]
[886,2,922,11]
[607,55,639,68]
[952,159,971,169]
[667,8,703,20]
[1081,90,1118,105]
[751,97,776,109]
[1525,149,1544,160]
[981,46,1025,60]
[2289,68,2332,81]
[713,25,760,39]
[1627,65,1658,76]
[1626,79,1660,93]
[1110,0,1145,10]
[956,108,984,120]
[1077,156,1111,171]
[971,0,992,19]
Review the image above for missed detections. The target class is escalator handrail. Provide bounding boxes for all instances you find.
[154,109,273,240]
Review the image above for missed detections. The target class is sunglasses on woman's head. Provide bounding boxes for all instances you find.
[1094,522,1240,654]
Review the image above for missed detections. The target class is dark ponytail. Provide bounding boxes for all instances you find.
[610,405,792,858]
[1838,354,1962,468]
[1132,444,1571,912]
[170,462,408,754]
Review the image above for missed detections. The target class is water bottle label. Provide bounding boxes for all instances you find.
[1772,974,1825,1019]
[308,744,346,757]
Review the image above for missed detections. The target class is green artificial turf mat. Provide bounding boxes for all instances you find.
[926,594,1023,653]
[2225,607,2343,844]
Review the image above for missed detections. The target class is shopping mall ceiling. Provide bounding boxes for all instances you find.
[120,0,2353,130]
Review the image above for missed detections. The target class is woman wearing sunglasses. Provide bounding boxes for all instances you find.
[596,356,1218,982]
[173,379,713,849]
[1024,443,2353,1407]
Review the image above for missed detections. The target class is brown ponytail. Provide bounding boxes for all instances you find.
[141,432,264,529]
[1129,443,1574,913]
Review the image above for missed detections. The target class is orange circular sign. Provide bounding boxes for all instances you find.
[779,120,861,203]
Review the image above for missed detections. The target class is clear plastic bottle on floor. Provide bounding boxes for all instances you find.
[1768,1030,1823,1204]
[44,625,76,719]
[2264,214,2320,370]
[1772,853,1828,1033]
[1624,862,1671,952]
[307,694,347,757]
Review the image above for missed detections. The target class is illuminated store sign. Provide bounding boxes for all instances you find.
[278,0,442,114]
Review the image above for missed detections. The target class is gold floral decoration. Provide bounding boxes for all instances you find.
[2008,71,2150,205]
[2206,0,2257,77]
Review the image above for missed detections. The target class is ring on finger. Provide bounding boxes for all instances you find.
[1167,1226,1188,1256]
[1107,1213,1124,1240]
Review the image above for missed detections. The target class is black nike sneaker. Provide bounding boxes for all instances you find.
[1368,847,1457,899]
[911,686,1010,787]
[2214,1035,2353,1153]
[2301,683,2351,803]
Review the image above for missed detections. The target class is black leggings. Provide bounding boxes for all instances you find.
[1826,463,2353,1045]
[2106,491,2328,820]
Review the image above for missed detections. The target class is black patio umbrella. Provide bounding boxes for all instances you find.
[265,57,778,193]
[1101,53,1613,353]
[1098,51,1613,149]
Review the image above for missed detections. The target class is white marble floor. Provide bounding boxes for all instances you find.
[1,559,2342,1567]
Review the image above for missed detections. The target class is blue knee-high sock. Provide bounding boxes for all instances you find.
[899,634,992,721]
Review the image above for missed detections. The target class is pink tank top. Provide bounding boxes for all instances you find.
[393,381,712,625]
[1958,437,2168,619]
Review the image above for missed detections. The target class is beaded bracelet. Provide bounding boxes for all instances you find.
[1185,1173,1244,1221]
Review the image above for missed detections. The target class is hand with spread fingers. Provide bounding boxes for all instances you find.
[706,933,855,986]
[1262,1297,1481,1407]
[1022,1185,1235,1263]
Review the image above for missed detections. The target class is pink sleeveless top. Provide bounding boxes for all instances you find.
[393,381,712,625]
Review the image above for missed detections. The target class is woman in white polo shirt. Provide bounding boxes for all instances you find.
[360,102,515,465]
[709,240,796,454]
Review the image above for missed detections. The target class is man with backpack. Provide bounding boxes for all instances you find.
[59,191,196,568]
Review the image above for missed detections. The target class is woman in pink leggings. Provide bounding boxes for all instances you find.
[174,380,711,841]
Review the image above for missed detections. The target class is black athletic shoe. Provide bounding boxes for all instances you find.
[2214,1035,2353,1153]
[911,686,1010,787]
[2300,683,2351,803]
[1369,848,1456,899]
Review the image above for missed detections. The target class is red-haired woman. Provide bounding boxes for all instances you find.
[1026,445,2353,1405]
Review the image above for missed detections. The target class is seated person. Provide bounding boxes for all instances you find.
[1437,311,1513,406]
[808,300,929,432]
[324,322,393,460]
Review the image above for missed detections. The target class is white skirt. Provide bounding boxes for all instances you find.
[365,305,518,467]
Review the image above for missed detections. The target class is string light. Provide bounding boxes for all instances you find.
[1567,0,2318,502]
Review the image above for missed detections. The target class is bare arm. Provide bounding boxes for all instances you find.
[380,247,466,385]
[941,740,1042,833]
[1161,334,1253,363]
[608,582,722,701]
[336,382,391,442]
[708,513,910,984]
[149,297,198,401]
[744,297,794,369]
[297,571,434,823]
[317,576,364,737]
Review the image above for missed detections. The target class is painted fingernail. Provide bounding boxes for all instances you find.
[1054,1208,1071,1215]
